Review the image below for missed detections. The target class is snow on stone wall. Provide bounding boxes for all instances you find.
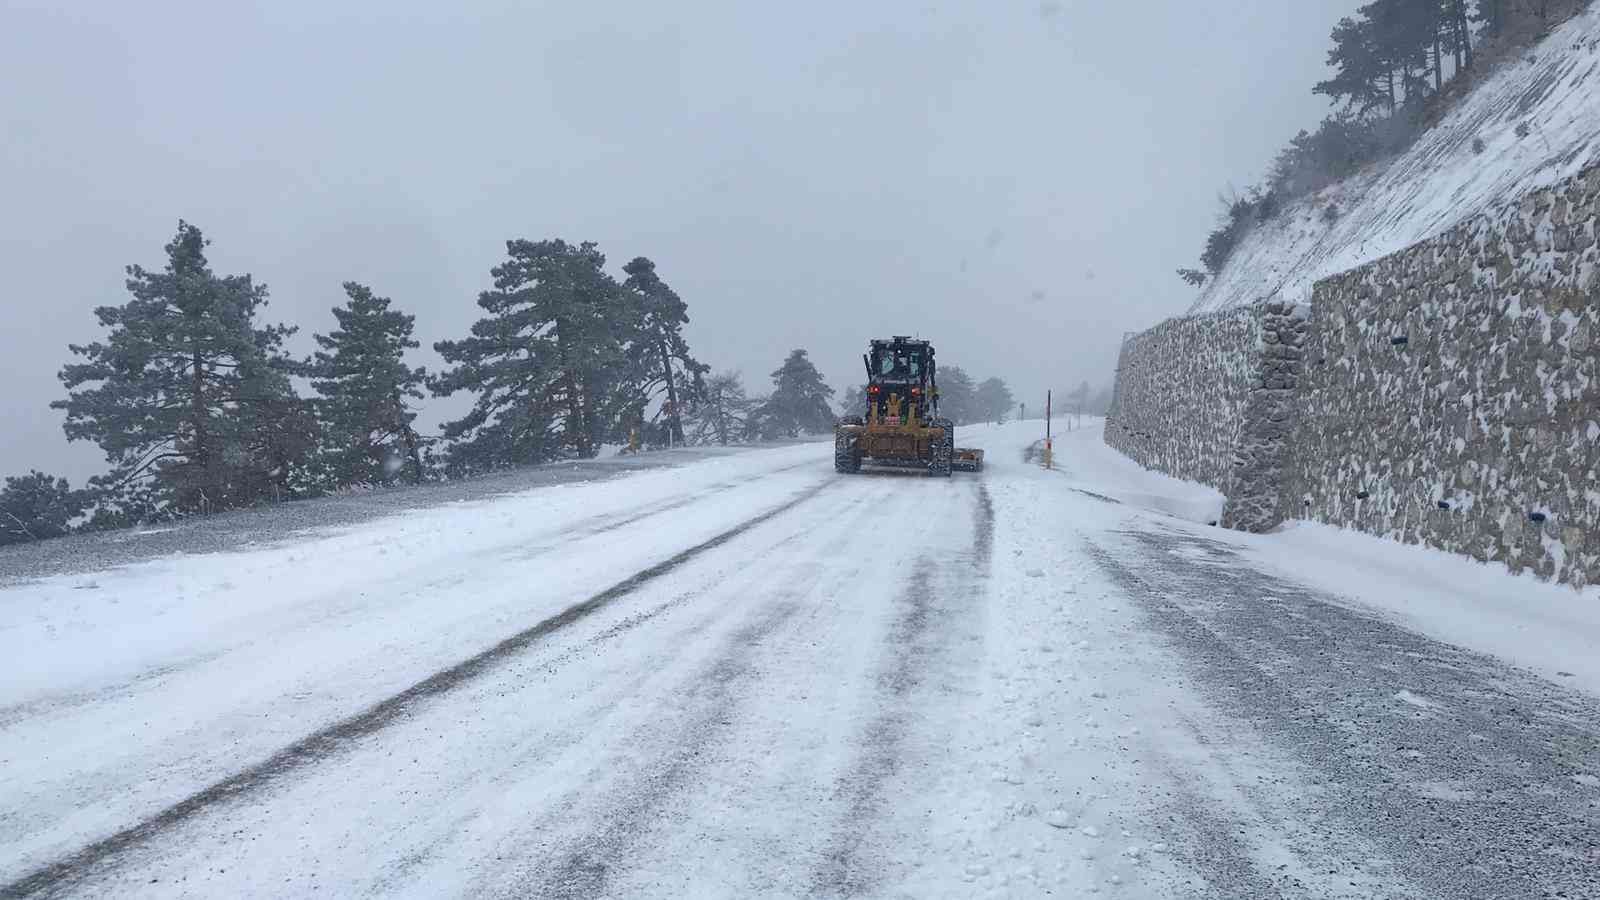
[1110,160,1600,588]
[1292,163,1600,587]
[1105,300,1306,534]
[1187,5,1600,318]
[1110,9,1600,587]
[1222,301,1308,533]
[1105,305,1259,498]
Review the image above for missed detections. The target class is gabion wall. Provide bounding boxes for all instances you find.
[1108,162,1600,587]
[1105,305,1261,495]
[1294,167,1600,587]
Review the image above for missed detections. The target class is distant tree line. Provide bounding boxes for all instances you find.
[836,365,1015,426]
[1015,382,1114,421]
[1063,382,1115,419]
[1,222,878,546]
[670,350,840,446]
[1176,0,1588,288]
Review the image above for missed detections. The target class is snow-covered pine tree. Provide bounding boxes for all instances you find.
[0,471,89,545]
[53,221,307,516]
[1089,383,1116,414]
[309,282,429,485]
[1071,379,1093,426]
[754,349,835,438]
[232,382,323,501]
[620,257,709,446]
[975,376,1014,424]
[431,239,625,472]
[837,384,868,420]
[937,365,978,424]
[684,371,754,446]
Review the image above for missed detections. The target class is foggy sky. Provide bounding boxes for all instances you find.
[1,0,1359,482]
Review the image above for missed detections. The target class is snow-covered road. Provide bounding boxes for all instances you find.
[2,423,1597,898]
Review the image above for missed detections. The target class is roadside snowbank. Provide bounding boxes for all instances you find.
[1041,416,1224,524]
[0,443,826,701]
[0,442,838,883]
[1243,522,1600,697]
[1059,422,1600,696]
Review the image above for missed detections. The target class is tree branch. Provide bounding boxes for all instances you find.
[1,508,39,542]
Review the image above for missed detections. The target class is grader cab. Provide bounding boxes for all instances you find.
[834,337,984,477]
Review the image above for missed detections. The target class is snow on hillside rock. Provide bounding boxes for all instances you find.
[1288,174,1600,587]
[1189,5,1600,314]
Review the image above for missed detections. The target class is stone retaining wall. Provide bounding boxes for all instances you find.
[1221,301,1308,532]
[1108,162,1600,587]
[1106,305,1259,495]
[1292,166,1600,586]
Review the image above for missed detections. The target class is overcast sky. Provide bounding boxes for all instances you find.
[1,0,1360,482]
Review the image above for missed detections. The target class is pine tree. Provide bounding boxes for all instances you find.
[1316,2,1446,115]
[974,377,1015,425]
[53,221,305,515]
[937,365,978,424]
[754,350,835,438]
[1315,16,1388,113]
[620,258,709,446]
[837,383,868,420]
[0,472,89,545]
[235,387,323,501]
[1090,383,1116,415]
[1072,379,1093,426]
[1363,0,1435,107]
[310,282,429,485]
[431,239,625,473]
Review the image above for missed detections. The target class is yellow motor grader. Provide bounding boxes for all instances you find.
[834,337,984,476]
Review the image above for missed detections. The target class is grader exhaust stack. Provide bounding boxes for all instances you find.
[834,336,984,476]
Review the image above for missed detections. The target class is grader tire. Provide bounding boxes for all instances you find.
[929,424,954,477]
[835,433,862,474]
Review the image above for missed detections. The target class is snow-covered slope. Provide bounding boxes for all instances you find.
[1189,6,1600,314]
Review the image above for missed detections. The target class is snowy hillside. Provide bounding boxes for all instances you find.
[1189,5,1600,314]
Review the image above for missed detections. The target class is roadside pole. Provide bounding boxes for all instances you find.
[1043,390,1053,469]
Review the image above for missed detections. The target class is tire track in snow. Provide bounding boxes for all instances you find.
[810,482,994,896]
[363,512,852,895]
[124,489,878,899]
[0,651,227,733]
[1085,537,1440,899]
[1084,528,1600,900]
[0,464,831,889]
[0,462,819,735]
[1083,540,1319,900]
[497,484,891,899]
[0,479,837,900]
[533,601,809,900]
[500,460,823,560]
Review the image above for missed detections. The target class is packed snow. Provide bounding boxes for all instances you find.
[1,420,1596,898]
[1052,419,1600,697]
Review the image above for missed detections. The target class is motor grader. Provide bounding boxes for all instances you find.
[834,337,984,476]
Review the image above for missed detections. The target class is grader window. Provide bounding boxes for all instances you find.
[874,347,923,378]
